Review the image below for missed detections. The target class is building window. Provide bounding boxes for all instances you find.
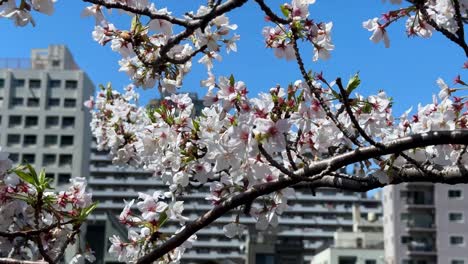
[47,98,60,107]
[9,153,19,163]
[58,173,71,184]
[45,173,54,181]
[0,79,4,88]
[25,116,38,128]
[450,236,464,246]
[44,135,58,147]
[52,60,60,67]
[62,117,75,129]
[59,154,73,167]
[22,154,35,164]
[49,80,61,88]
[23,135,37,146]
[45,116,59,128]
[65,80,77,89]
[448,190,463,199]
[13,79,25,87]
[64,98,76,108]
[29,79,41,88]
[8,115,22,127]
[61,135,74,147]
[452,260,465,264]
[365,260,377,264]
[7,134,20,146]
[338,256,357,264]
[11,97,23,106]
[27,98,40,107]
[42,154,56,166]
[449,212,464,223]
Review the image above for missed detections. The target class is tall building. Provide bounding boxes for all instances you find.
[383,183,468,264]
[0,45,95,261]
[0,45,94,187]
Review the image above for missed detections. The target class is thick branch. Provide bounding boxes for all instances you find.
[82,0,190,27]
[137,130,468,263]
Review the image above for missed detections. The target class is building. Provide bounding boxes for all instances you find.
[310,205,384,264]
[0,44,94,187]
[383,183,468,264]
[0,45,95,259]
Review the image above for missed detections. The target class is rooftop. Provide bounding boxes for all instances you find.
[0,45,79,70]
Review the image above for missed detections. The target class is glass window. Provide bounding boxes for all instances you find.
[449,190,462,199]
[65,80,78,89]
[22,154,35,163]
[58,173,71,184]
[52,60,60,67]
[7,134,20,146]
[365,260,377,264]
[8,115,22,127]
[11,97,23,106]
[59,154,73,167]
[13,79,25,87]
[45,116,59,128]
[27,98,40,107]
[9,153,19,163]
[450,236,464,246]
[338,256,357,264]
[25,116,38,128]
[449,212,464,222]
[49,80,61,88]
[62,117,75,129]
[42,154,56,166]
[44,135,58,147]
[47,98,60,107]
[29,79,41,88]
[452,260,465,264]
[0,79,4,88]
[64,98,76,108]
[23,135,37,146]
[61,135,74,147]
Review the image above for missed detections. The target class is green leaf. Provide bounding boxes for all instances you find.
[79,202,99,221]
[280,4,290,18]
[13,169,36,186]
[346,72,361,94]
[229,74,235,86]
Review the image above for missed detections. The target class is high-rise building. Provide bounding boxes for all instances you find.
[0,45,95,261]
[383,183,468,264]
[0,45,94,187]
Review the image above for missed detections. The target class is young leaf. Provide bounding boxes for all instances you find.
[346,72,361,94]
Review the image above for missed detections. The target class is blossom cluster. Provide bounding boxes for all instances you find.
[363,0,468,47]
[262,0,334,61]
[0,0,56,26]
[88,70,467,262]
[0,148,96,263]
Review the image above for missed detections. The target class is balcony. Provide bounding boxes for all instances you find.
[405,222,436,232]
[404,198,434,209]
[406,244,437,256]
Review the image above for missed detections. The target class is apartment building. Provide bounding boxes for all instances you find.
[383,183,468,264]
[0,45,94,186]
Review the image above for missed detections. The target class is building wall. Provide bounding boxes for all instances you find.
[434,184,468,264]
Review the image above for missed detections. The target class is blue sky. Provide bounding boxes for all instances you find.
[0,0,465,115]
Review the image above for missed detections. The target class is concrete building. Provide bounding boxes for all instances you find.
[0,44,94,187]
[0,45,95,260]
[310,205,384,264]
[383,183,468,264]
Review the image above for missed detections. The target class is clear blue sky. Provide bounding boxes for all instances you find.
[0,0,464,115]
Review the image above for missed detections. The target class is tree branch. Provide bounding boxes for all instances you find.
[81,0,190,27]
[253,0,291,24]
[137,130,468,263]
[0,259,47,264]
